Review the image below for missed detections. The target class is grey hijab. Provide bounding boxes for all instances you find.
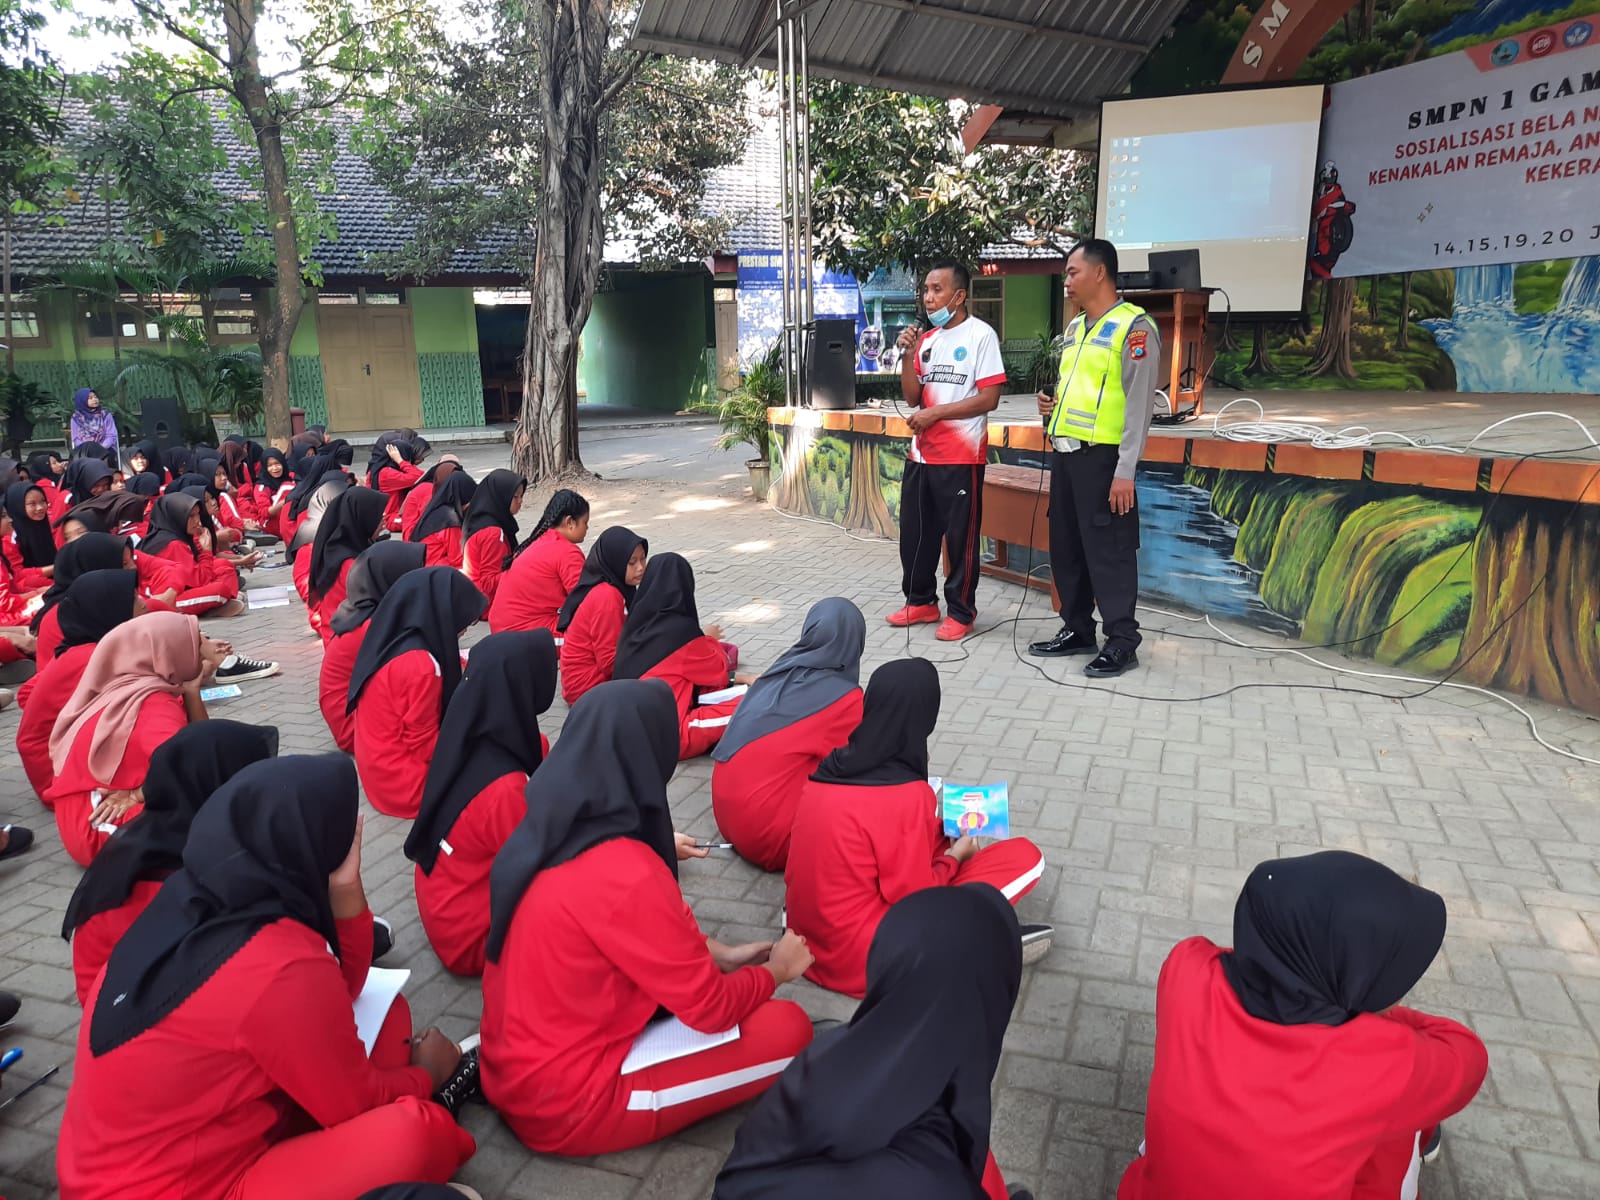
[711,597,866,761]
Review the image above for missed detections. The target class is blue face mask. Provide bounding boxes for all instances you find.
[926,304,954,328]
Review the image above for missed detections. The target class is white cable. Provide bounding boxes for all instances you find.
[1208,399,1599,455]
[1463,410,1598,450]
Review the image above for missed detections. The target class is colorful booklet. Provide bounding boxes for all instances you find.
[940,781,1011,840]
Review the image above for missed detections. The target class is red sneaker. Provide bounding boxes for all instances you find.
[886,603,941,627]
[935,617,974,641]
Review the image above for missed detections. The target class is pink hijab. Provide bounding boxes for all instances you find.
[49,612,202,780]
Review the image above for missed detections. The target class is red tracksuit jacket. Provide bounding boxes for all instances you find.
[376,462,423,531]
[419,526,463,570]
[558,582,626,706]
[311,558,356,645]
[15,642,96,805]
[353,649,443,818]
[71,877,164,1006]
[1118,937,1489,1200]
[710,690,863,871]
[463,527,508,609]
[399,483,433,541]
[480,837,777,1155]
[487,530,584,634]
[320,626,367,753]
[642,637,739,760]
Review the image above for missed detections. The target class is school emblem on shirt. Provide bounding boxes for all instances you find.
[954,346,968,362]
[1128,329,1148,359]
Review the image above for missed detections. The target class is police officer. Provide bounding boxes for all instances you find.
[1030,239,1159,677]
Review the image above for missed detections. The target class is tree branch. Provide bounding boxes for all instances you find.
[598,51,650,113]
[128,0,227,66]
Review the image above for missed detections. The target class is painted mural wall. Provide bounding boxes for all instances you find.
[769,411,1600,715]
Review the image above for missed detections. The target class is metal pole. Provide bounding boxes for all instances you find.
[796,9,814,408]
[774,2,795,405]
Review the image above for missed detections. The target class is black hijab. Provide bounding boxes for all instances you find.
[87,755,357,1056]
[54,569,139,656]
[162,446,194,478]
[555,525,646,633]
[67,458,114,504]
[317,438,355,466]
[287,476,352,555]
[64,491,149,536]
[30,533,127,633]
[1220,850,1447,1027]
[613,552,705,680]
[716,889,1017,1196]
[329,540,427,637]
[409,471,476,541]
[259,447,292,488]
[715,885,1021,1200]
[811,659,940,787]
[367,432,423,489]
[139,493,201,558]
[286,453,347,519]
[485,678,680,963]
[165,472,210,496]
[406,630,558,874]
[5,482,55,567]
[62,721,280,940]
[464,469,524,544]
[128,471,163,496]
[24,451,59,485]
[72,441,118,468]
[345,567,486,714]
[309,486,387,601]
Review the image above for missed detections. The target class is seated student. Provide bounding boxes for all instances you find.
[409,473,477,569]
[216,441,259,528]
[46,612,226,865]
[17,570,143,805]
[0,501,48,626]
[710,597,866,872]
[123,439,161,483]
[308,487,388,643]
[349,568,486,818]
[26,451,70,516]
[715,885,1031,1200]
[29,533,133,666]
[63,458,115,513]
[56,755,479,1200]
[321,542,427,753]
[287,465,353,616]
[61,720,278,1005]
[137,493,245,617]
[282,453,350,565]
[62,491,154,544]
[486,487,589,634]
[253,447,295,533]
[613,553,748,760]
[406,630,555,976]
[785,659,1049,999]
[557,525,647,705]
[481,679,815,1157]
[370,437,427,532]
[399,456,463,541]
[461,469,525,609]
[206,460,250,541]
[5,481,57,584]
[1117,851,1489,1200]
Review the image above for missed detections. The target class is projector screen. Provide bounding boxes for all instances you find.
[1095,85,1326,315]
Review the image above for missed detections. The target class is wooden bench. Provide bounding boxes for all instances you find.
[973,463,1059,606]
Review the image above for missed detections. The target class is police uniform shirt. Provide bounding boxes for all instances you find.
[1056,309,1161,479]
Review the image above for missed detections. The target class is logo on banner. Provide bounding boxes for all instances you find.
[1528,30,1555,57]
[1564,21,1591,49]
[1489,39,1520,65]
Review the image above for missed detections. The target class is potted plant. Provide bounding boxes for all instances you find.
[698,343,783,501]
[0,373,54,458]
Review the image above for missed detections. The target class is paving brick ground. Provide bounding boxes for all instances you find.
[1,456,1598,1199]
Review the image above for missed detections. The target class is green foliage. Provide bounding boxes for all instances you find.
[693,343,782,460]
[1298,2,1475,82]
[1129,1,1255,96]
[115,329,264,425]
[1009,332,1069,395]
[808,80,1093,278]
[0,371,52,424]
[0,0,65,214]
[1514,261,1573,314]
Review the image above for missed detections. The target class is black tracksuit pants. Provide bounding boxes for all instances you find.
[1048,443,1141,652]
[899,460,984,624]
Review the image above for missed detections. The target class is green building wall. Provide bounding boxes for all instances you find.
[577,272,711,412]
[410,286,483,427]
[1001,275,1055,341]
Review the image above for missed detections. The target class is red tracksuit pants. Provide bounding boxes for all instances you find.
[223,998,474,1199]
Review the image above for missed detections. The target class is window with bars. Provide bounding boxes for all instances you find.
[0,298,46,346]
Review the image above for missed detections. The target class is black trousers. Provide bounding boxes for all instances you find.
[1047,443,1141,651]
[899,460,984,624]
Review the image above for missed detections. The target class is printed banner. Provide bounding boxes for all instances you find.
[1316,16,1600,277]
[735,250,865,368]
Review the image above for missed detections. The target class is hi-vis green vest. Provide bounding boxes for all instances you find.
[1047,301,1146,445]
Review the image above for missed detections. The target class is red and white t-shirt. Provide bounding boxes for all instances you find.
[911,315,1006,465]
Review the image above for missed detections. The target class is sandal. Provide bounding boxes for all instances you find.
[0,825,34,861]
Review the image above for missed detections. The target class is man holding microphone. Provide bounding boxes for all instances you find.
[1030,239,1159,677]
[886,259,1007,643]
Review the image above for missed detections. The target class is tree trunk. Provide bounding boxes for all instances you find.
[1246,320,1278,376]
[841,438,896,537]
[1310,278,1357,378]
[224,0,303,443]
[2,218,13,377]
[105,190,124,407]
[1367,274,1381,321]
[1397,272,1413,348]
[511,0,611,483]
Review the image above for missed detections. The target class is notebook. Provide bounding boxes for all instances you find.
[353,966,410,1056]
[941,782,1011,840]
[698,683,749,705]
[619,1017,739,1075]
[200,684,243,703]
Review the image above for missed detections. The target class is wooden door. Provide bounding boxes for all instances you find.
[318,307,375,430]
[366,307,423,429]
[316,305,424,431]
[714,290,739,392]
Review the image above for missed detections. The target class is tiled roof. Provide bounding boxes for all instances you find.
[701,100,784,251]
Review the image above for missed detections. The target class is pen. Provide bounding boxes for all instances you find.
[694,842,734,850]
[0,1048,21,1072]
[0,1063,59,1112]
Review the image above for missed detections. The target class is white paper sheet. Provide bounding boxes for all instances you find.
[619,1016,739,1076]
[247,586,293,609]
[697,683,749,705]
[353,966,410,1056]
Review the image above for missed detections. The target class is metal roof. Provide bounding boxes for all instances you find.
[633,0,1185,120]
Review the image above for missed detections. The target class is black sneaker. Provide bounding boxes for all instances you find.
[373,916,395,962]
[1028,628,1098,657]
[433,1046,481,1119]
[1422,1124,1444,1163]
[1008,1187,1035,1200]
[213,654,281,684]
[0,990,19,1031]
[1020,923,1054,966]
[1084,646,1138,677]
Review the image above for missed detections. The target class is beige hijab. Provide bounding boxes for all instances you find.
[50,612,202,779]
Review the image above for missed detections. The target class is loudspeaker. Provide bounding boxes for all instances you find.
[807,318,857,410]
[1148,248,1203,291]
[139,396,185,453]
